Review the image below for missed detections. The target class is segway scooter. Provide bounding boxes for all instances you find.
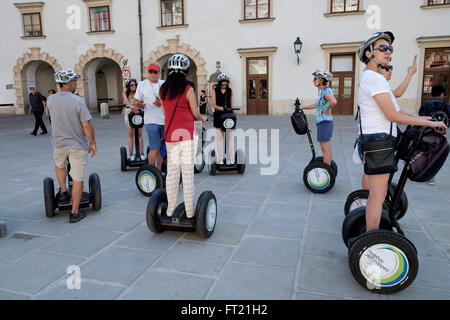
[208,108,245,175]
[120,109,149,171]
[341,118,449,294]
[146,189,217,238]
[291,98,337,193]
[43,162,101,217]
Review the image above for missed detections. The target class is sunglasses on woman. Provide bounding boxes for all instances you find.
[374,44,394,54]
[383,65,394,72]
[130,83,136,87]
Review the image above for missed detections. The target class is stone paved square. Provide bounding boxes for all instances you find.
[0,113,450,300]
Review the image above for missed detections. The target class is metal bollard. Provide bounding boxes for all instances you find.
[100,102,110,119]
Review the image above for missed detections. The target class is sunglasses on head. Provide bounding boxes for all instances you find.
[383,65,394,72]
[148,70,159,74]
[374,44,394,54]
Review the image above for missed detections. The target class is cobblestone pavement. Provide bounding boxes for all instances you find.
[0,112,449,300]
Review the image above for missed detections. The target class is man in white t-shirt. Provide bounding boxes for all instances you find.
[134,62,165,170]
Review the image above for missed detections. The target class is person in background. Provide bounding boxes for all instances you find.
[28,86,48,135]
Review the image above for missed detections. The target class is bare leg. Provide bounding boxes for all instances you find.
[71,180,83,213]
[216,128,223,163]
[362,173,369,190]
[55,165,67,192]
[148,149,158,166]
[127,126,134,155]
[319,141,332,166]
[366,173,389,231]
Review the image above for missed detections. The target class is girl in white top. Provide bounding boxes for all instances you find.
[356,31,447,232]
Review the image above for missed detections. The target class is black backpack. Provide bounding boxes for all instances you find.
[291,109,308,135]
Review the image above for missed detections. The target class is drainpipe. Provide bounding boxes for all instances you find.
[138,0,144,81]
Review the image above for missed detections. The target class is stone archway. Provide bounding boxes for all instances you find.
[74,44,125,111]
[13,48,62,114]
[145,39,208,96]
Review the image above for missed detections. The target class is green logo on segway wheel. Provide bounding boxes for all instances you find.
[307,168,330,190]
[206,199,217,232]
[138,171,156,193]
[359,244,409,288]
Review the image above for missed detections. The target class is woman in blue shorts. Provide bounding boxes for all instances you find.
[301,69,337,166]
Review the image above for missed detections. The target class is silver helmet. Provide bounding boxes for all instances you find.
[357,31,395,64]
[217,73,230,83]
[167,54,190,71]
[312,69,333,82]
[54,69,80,84]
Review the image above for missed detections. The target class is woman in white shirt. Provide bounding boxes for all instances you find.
[356,31,447,232]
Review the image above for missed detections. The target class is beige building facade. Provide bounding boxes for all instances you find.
[1,0,450,115]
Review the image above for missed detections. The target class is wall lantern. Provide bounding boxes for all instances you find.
[294,37,303,65]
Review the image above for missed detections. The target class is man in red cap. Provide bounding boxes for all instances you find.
[134,62,165,169]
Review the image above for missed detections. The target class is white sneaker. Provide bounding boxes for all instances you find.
[140,154,146,161]
[130,154,136,161]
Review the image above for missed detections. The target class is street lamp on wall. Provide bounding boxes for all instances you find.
[294,37,303,65]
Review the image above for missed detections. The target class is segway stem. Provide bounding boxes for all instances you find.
[134,125,141,157]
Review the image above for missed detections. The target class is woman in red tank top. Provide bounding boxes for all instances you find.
[160,54,206,219]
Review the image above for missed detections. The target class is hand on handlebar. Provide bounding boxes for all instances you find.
[430,121,448,134]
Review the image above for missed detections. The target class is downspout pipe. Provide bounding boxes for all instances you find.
[138,0,144,81]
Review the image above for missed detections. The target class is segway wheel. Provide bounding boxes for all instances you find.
[344,190,389,217]
[236,149,246,174]
[194,152,205,173]
[89,173,102,211]
[315,156,338,177]
[43,177,56,218]
[208,151,217,176]
[348,230,418,294]
[195,191,217,238]
[120,146,127,172]
[303,161,336,194]
[146,189,166,234]
[342,207,393,248]
[136,165,164,197]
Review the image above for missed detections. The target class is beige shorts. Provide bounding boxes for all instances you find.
[53,149,88,181]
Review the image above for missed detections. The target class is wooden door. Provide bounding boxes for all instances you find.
[330,53,355,115]
[247,57,269,115]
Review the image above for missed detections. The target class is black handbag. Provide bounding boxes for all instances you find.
[358,106,398,175]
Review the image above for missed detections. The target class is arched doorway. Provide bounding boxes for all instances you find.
[158,54,198,93]
[13,48,62,114]
[145,39,207,98]
[83,57,123,112]
[21,61,57,112]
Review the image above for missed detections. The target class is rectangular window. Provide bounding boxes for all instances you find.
[89,6,111,32]
[331,0,359,13]
[22,13,42,37]
[425,48,450,70]
[245,0,270,20]
[161,0,184,26]
[427,0,450,5]
[422,48,450,103]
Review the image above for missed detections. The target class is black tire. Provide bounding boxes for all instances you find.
[136,165,164,197]
[89,173,102,211]
[303,161,336,194]
[209,151,217,176]
[195,191,217,238]
[348,230,419,294]
[315,156,338,177]
[43,177,56,218]
[120,146,127,172]
[342,207,393,248]
[146,189,166,234]
[236,149,245,174]
[344,190,389,217]
[194,152,205,173]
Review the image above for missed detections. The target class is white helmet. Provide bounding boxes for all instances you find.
[167,54,190,72]
[312,69,333,82]
[54,69,80,84]
[357,31,395,64]
[217,73,230,83]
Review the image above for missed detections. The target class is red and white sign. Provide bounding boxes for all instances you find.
[121,69,131,81]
